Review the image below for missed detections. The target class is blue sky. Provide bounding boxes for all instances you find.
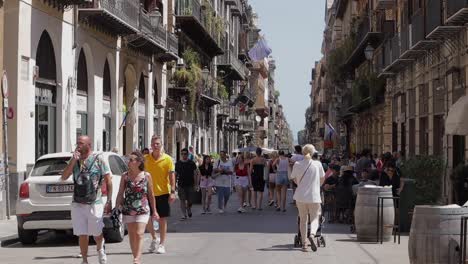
[248,0,325,141]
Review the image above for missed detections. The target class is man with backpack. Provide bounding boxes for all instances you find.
[62,135,113,264]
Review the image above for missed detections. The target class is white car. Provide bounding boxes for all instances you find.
[16,152,128,244]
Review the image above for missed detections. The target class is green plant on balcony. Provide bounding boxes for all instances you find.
[213,16,225,40]
[173,67,191,87]
[171,48,203,114]
[401,156,445,205]
[326,34,356,85]
[274,90,280,98]
[183,7,193,16]
[351,75,369,106]
[202,0,214,34]
[351,72,385,107]
[218,81,229,99]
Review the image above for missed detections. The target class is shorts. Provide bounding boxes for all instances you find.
[123,214,150,224]
[153,194,170,218]
[200,177,215,188]
[275,171,289,185]
[71,202,104,237]
[234,176,249,188]
[268,173,276,183]
[178,186,194,202]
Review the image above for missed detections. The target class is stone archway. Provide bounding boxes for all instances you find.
[35,30,57,159]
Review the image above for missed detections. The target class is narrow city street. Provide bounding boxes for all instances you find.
[0,191,409,264]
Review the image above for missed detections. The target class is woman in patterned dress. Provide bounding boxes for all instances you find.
[116,151,158,264]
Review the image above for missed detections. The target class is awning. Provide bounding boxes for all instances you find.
[445,95,468,135]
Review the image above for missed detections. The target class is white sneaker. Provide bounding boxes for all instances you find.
[98,249,107,264]
[237,207,246,213]
[156,244,166,254]
[149,237,160,253]
[218,209,224,214]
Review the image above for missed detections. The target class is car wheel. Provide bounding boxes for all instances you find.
[18,227,38,245]
[103,224,125,243]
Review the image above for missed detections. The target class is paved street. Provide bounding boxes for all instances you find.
[0,190,409,264]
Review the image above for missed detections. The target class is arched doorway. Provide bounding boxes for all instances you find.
[103,60,112,151]
[35,31,57,159]
[76,49,89,138]
[138,74,146,150]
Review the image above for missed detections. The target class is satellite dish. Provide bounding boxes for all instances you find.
[255,115,261,122]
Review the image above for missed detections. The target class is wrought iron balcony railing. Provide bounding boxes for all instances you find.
[79,0,140,35]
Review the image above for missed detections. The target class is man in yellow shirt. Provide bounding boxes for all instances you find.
[145,135,176,254]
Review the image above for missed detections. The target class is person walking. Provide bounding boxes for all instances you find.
[115,151,158,264]
[249,148,266,210]
[62,135,112,264]
[199,155,214,214]
[213,150,234,213]
[234,155,250,213]
[175,148,199,220]
[274,150,289,212]
[145,135,176,254]
[290,144,325,252]
[267,152,277,207]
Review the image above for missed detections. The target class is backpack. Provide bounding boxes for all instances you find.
[73,154,103,204]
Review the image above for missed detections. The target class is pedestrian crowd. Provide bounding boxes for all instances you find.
[63,133,404,263]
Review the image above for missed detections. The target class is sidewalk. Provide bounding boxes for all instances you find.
[0,216,18,246]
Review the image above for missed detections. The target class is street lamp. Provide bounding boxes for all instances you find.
[202,66,209,83]
[364,43,374,61]
[149,8,162,28]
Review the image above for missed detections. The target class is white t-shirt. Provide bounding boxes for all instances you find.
[290,158,325,203]
[214,159,234,187]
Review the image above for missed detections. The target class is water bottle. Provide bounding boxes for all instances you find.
[153,219,159,231]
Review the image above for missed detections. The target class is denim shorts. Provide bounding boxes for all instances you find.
[275,171,289,185]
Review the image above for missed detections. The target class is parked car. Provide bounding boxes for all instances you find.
[16,152,128,244]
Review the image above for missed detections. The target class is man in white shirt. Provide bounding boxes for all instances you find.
[290,144,325,252]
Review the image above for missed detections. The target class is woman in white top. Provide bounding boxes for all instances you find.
[290,144,325,252]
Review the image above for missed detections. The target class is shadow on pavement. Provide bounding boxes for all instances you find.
[257,243,302,252]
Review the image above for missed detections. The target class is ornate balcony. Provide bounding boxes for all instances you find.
[79,0,139,35]
[158,32,179,62]
[344,16,384,71]
[127,9,167,56]
[217,50,248,80]
[446,0,468,25]
[175,0,223,57]
[409,9,438,51]
[426,0,464,40]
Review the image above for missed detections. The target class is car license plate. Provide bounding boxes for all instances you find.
[46,184,74,193]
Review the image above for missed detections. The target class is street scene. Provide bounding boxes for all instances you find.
[0,0,467,264]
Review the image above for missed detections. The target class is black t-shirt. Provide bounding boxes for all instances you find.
[175,160,197,187]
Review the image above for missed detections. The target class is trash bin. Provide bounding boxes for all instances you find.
[399,178,415,233]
